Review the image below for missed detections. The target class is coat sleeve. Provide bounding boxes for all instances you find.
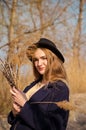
[8,111,16,125]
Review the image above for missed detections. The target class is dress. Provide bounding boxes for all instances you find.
[8,79,69,130]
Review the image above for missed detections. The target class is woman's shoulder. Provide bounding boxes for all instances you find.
[47,80,69,101]
[48,80,69,92]
[49,80,68,87]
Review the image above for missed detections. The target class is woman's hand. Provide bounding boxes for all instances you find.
[10,87,28,107]
[12,102,21,117]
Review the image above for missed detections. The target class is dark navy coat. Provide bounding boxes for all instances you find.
[8,80,69,130]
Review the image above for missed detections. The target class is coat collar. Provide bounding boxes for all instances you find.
[29,83,50,102]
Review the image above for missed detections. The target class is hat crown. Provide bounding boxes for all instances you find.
[38,38,56,47]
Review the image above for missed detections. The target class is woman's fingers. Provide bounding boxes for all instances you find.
[13,87,19,92]
[10,87,19,96]
[10,87,27,107]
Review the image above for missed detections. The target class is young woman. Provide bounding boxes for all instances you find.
[8,38,69,130]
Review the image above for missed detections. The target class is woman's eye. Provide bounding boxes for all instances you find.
[33,58,38,62]
[42,57,47,60]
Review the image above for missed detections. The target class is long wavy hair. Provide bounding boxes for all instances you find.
[32,48,68,84]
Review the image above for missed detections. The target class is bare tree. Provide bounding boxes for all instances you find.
[73,0,84,67]
[0,0,86,92]
[72,0,84,89]
[7,0,18,61]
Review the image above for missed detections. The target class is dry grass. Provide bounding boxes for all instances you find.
[66,59,86,93]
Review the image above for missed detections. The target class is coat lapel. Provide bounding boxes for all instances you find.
[25,79,51,102]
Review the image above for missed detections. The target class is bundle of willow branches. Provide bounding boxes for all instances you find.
[0,58,17,88]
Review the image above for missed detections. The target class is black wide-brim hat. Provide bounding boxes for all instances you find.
[35,38,65,63]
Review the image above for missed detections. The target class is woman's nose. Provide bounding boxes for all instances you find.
[38,59,42,66]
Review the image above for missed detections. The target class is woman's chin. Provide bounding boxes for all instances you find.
[39,71,45,75]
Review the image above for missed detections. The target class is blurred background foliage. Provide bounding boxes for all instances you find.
[0,0,86,115]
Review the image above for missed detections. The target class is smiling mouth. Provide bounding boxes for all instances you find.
[38,67,45,71]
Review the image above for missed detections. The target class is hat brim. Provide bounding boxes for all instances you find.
[36,38,65,63]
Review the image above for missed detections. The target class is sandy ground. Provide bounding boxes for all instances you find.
[0,93,86,130]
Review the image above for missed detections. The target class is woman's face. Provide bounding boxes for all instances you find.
[33,48,48,75]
